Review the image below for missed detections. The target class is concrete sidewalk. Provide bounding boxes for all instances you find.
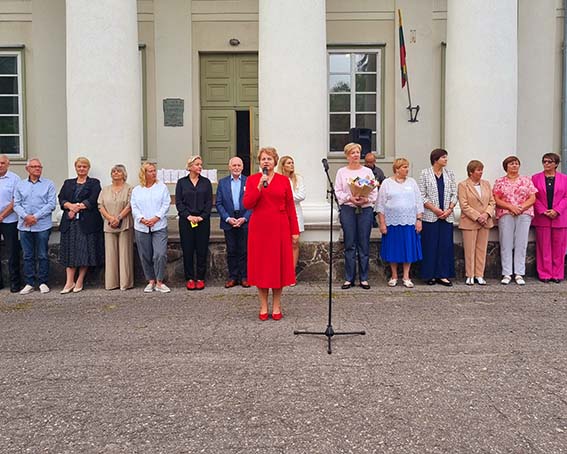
[0,280,566,453]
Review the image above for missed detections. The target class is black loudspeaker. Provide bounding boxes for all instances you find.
[349,127,372,158]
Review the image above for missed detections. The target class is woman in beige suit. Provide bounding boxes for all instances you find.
[98,164,134,290]
[458,160,496,285]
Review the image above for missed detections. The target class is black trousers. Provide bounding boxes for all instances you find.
[179,217,210,280]
[0,222,21,290]
[224,226,248,281]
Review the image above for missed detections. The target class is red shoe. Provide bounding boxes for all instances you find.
[241,280,251,288]
[224,279,238,288]
[186,280,195,290]
[271,312,283,321]
[196,280,205,290]
[259,312,269,321]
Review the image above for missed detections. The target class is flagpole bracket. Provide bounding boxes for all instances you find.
[407,104,420,123]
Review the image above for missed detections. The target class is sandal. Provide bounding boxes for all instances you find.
[402,279,414,288]
[388,278,398,287]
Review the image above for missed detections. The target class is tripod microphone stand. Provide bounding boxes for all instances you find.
[294,158,365,354]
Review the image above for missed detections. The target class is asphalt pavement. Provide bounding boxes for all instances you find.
[0,279,566,453]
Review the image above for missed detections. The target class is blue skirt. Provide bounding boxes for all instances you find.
[380,224,422,263]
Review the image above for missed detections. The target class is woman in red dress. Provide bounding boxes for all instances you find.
[244,147,299,321]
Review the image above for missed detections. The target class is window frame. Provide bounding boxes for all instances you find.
[327,46,384,157]
[0,46,26,159]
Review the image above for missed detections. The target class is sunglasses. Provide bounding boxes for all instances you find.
[542,159,555,164]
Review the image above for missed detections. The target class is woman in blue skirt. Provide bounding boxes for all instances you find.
[418,148,458,286]
[376,158,423,288]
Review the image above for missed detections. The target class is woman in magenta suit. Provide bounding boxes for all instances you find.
[243,147,299,321]
[531,152,567,283]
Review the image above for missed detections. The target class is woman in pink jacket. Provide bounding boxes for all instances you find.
[532,153,567,283]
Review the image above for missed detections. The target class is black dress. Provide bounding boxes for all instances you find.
[58,178,104,267]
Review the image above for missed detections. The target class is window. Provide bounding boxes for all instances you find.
[0,49,25,157]
[328,49,382,156]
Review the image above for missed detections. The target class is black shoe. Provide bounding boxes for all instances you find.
[539,278,550,283]
[436,278,453,287]
[360,282,371,290]
[426,279,436,285]
[341,282,353,289]
[10,286,21,293]
[551,278,561,284]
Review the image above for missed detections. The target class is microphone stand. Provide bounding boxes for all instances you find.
[294,159,365,354]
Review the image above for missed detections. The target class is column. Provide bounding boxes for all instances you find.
[259,0,330,240]
[445,0,518,183]
[66,0,141,185]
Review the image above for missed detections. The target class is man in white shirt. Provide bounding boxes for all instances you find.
[0,155,22,292]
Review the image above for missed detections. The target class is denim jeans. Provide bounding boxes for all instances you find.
[339,205,374,283]
[20,229,51,286]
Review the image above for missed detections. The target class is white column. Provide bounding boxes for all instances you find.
[66,0,141,185]
[445,0,518,183]
[259,0,330,240]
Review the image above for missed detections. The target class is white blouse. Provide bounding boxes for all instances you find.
[290,175,306,232]
[334,166,378,208]
[131,182,171,233]
[376,177,423,226]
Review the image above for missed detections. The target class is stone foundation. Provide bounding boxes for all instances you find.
[0,235,547,288]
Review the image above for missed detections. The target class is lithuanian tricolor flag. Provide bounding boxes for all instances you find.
[398,9,408,88]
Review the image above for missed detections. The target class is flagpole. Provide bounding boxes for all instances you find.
[398,9,419,122]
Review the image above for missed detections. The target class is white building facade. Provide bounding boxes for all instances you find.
[0,0,564,241]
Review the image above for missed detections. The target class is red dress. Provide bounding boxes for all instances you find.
[244,172,300,288]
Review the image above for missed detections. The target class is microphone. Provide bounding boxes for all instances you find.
[322,158,329,171]
[262,167,268,188]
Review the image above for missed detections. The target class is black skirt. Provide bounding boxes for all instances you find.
[59,221,104,267]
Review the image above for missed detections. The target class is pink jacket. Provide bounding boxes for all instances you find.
[531,171,567,228]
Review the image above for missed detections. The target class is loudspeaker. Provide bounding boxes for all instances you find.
[349,127,372,157]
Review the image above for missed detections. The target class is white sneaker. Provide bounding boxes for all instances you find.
[515,275,526,285]
[143,283,155,293]
[475,277,487,285]
[19,284,34,295]
[39,284,50,294]
[465,277,474,285]
[155,283,171,293]
[501,275,512,285]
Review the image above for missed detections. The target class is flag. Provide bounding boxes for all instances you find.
[398,9,408,88]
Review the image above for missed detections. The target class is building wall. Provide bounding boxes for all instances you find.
[0,0,565,185]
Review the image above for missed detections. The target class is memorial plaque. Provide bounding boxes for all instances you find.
[163,98,184,127]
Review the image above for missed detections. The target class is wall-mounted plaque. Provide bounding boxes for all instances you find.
[163,98,184,127]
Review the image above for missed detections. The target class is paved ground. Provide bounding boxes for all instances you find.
[0,279,566,453]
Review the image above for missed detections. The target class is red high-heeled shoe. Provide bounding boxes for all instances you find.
[271,312,283,321]
[259,312,269,321]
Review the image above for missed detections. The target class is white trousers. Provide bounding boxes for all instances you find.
[498,214,531,276]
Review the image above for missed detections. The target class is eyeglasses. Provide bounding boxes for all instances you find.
[542,159,555,164]
[28,165,43,169]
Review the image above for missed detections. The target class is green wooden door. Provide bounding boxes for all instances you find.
[201,109,235,170]
[200,54,258,178]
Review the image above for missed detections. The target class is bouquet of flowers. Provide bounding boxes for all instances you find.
[348,175,380,198]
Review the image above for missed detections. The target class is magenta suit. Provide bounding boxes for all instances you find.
[531,171,567,280]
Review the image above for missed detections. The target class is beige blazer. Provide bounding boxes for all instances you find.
[457,179,495,230]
